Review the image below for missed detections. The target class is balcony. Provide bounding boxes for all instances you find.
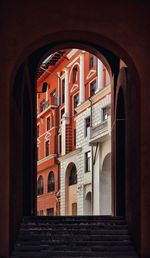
[40,100,49,113]
[50,96,58,107]
[89,119,110,145]
[37,97,58,118]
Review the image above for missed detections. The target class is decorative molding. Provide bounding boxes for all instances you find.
[66,49,78,59]
[70,83,79,93]
[38,127,57,139]
[58,148,82,162]
[86,70,96,80]
[45,131,51,141]
[67,56,80,68]
[37,154,57,165]
[69,62,80,83]
[75,84,111,114]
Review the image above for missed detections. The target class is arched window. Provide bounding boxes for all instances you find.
[37,175,44,195]
[48,172,55,192]
[72,66,78,83]
[69,165,77,185]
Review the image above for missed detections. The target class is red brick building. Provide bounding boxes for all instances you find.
[37,49,109,216]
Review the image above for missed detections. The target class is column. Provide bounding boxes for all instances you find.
[97,59,104,91]
[57,72,60,105]
[64,68,69,116]
[79,53,85,104]
[61,121,66,155]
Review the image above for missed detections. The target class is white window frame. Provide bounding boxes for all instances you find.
[45,139,50,157]
[72,92,79,115]
[59,106,65,124]
[84,115,91,138]
[89,78,97,97]
[46,115,51,131]
[85,150,91,172]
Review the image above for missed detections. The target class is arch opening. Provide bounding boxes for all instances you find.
[10,34,141,234]
[100,153,111,215]
[65,163,78,215]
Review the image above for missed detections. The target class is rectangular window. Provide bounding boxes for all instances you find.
[47,208,54,216]
[74,94,79,114]
[102,107,109,121]
[85,116,90,137]
[45,140,50,156]
[47,117,50,131]
[74,129,76,147]
[73,67,78,83]
[37,125,40,137]
[61,79,65,104]
[60,108,65,120]
[90,80,97,97]
[89,54,96,69]
[58,134,62,154]
[85,151,91,172]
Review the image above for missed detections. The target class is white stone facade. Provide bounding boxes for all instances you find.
[60,85,112,215]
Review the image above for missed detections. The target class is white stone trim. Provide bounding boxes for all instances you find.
[58,148,82,162]
[70,83,79,93]
[86,69,96,80]
[37,154,57,165]
[69,62,80,83]
[66,49,78,59]
[72,91,79,115]
[38,126,57,139]
[67,55,80,68]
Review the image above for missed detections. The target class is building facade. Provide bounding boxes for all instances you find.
[37,49,111,216]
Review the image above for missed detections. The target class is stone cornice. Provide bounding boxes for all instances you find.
[37,154,57,165]
[58,148,82,161]
[75,84,111,114]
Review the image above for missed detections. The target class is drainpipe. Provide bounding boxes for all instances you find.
[89,97,94,215]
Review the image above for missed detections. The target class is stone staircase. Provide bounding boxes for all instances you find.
[11,216,138,258]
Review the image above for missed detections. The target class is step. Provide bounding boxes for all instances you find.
[18,234,131,241]
[20,224,128,229]
[11,216,138,258]
[12,250,138,257]
[15,239,133,247]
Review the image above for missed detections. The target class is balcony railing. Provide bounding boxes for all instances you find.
[50,96,58,106]
[40,100,49,113]
[90,119,108,142]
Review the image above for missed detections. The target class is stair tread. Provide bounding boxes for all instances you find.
[11,216,138,258]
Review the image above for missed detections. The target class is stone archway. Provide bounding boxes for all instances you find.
[9,32,141,255]
[65,163,77,215]
[100,153,111,215]
[85,192,92,215]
